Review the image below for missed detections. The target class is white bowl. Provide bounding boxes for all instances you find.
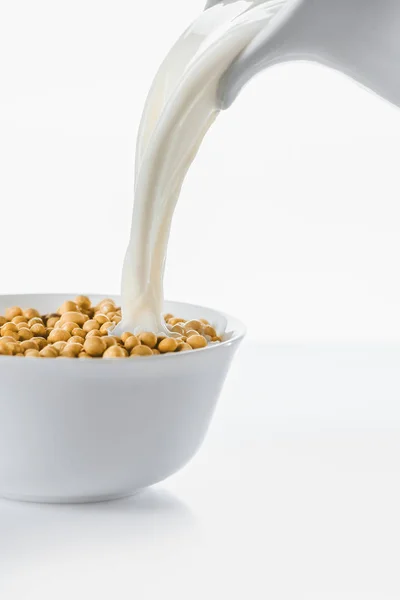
[0,294,245,503]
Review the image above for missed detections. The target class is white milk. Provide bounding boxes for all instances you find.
[117,0,286,335]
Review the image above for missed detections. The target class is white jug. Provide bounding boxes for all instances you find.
[206,0,400,109]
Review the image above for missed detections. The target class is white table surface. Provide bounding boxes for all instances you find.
[1,340,400,599]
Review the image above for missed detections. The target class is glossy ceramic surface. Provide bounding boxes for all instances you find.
[0,294,245,503]
[206,0,400,110]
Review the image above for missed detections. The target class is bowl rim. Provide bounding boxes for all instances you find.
[0,293,246,363]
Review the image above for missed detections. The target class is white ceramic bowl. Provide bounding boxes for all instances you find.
[0,294,245,503]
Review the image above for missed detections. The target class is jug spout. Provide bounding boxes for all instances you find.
[216,0,400,110]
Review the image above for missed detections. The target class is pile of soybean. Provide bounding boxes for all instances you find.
[0,297,221,358]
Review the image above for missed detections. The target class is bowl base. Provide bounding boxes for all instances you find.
[0,489,142,505]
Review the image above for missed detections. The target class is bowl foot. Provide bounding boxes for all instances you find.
[0,489,142,505]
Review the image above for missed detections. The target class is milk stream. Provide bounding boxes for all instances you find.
[116,0,286,335]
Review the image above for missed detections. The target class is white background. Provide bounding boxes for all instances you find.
[1,1,400,598]
[2,0,400,343]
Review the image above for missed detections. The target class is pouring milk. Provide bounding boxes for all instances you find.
[116,0,286,335]
[118,0,400,335]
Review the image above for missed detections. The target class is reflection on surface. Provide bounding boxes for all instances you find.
[0,487,196,572]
